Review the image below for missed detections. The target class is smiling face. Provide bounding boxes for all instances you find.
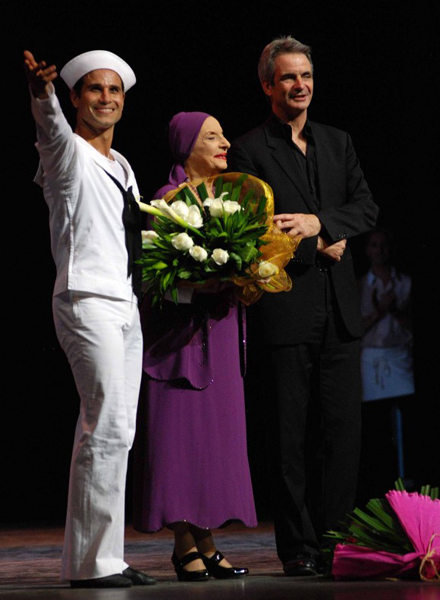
[70,69,125,133]
[184,117,231,179]
[263,52,314,122]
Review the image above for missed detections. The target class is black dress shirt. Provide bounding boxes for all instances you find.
[275,115,321,211]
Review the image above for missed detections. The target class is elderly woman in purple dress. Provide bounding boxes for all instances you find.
[133,112,257,582]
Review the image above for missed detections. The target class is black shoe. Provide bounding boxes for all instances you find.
[202,550,249,579]
[123,567,157,586]
[70,574,132,588]
[283,554,318,577]
[172,550,209,582]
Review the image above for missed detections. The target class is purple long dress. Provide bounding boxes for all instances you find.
[133,111,257,532]
[133,290,257,532]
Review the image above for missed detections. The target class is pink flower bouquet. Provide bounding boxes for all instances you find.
[328,487,439,581]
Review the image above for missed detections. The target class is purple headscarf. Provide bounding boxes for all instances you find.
[154,111,211,199]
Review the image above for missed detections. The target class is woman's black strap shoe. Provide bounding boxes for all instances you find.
[171,550,209,582]
[202,550,249,579]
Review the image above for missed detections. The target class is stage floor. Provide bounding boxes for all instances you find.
[0,522,437,599]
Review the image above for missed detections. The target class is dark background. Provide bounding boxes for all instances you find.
[3,0,438,525]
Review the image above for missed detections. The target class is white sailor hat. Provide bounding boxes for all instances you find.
[60,50,136,91]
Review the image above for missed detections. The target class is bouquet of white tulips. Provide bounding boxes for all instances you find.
[138,173,298,306]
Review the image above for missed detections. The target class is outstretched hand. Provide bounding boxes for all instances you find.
[24,50,57,99]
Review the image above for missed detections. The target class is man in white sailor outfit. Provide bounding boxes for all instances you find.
[24,50,155,588]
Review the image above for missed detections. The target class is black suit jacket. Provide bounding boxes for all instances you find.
[228,114,379,345]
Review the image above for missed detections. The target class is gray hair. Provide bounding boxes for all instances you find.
[258,36,313,86]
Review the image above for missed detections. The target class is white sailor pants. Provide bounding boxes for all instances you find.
[53,291,142,581]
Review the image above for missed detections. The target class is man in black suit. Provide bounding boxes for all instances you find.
[229,36,379,576]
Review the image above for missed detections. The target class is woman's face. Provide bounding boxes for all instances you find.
[185,117,231,178]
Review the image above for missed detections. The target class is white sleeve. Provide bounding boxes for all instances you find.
[31,83,78,188]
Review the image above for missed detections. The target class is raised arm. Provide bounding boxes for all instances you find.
[24,50,57,99]
[25,50,77,188]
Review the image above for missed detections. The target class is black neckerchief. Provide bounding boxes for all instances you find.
[102,169,142,301]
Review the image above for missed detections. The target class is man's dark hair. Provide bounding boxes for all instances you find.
[72,77,85,98]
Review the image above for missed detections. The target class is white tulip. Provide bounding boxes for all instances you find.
[209,198,224,218]
[141,230,159,244]
[257,261,279,278]
[223,200,242,216]
[150,199,170,211]
[150,199,186,226]
[212,248,229,265]
[186,205,204,228]
[189,245,208,262]
[172,232,194,251]
[170,200,189,219]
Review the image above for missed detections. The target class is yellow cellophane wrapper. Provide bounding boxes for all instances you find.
[163,172,300,306]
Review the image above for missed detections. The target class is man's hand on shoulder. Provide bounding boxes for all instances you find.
[24,50,57,99]
[317,236,346,262]
[273,213,321,239]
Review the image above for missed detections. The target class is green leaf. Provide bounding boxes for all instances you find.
[347,525,405,554]
[182,187,199,206]
[162,271,172,289]
[222,181,233,198]
[256,194,267,215]
[152,261,168,269]
[230,184,242,203]
[171,286,178,304]
[232,173,248,189]
[422,485,431,497]
[394,478,406,491]
[172,190,186,202]
[366,499,399,531]
[352,508,391,534]
[229,252,242,270]
[240,243,259,264]
[214,176,224,197]
[196,182,209,201]
[240,189,255,211]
